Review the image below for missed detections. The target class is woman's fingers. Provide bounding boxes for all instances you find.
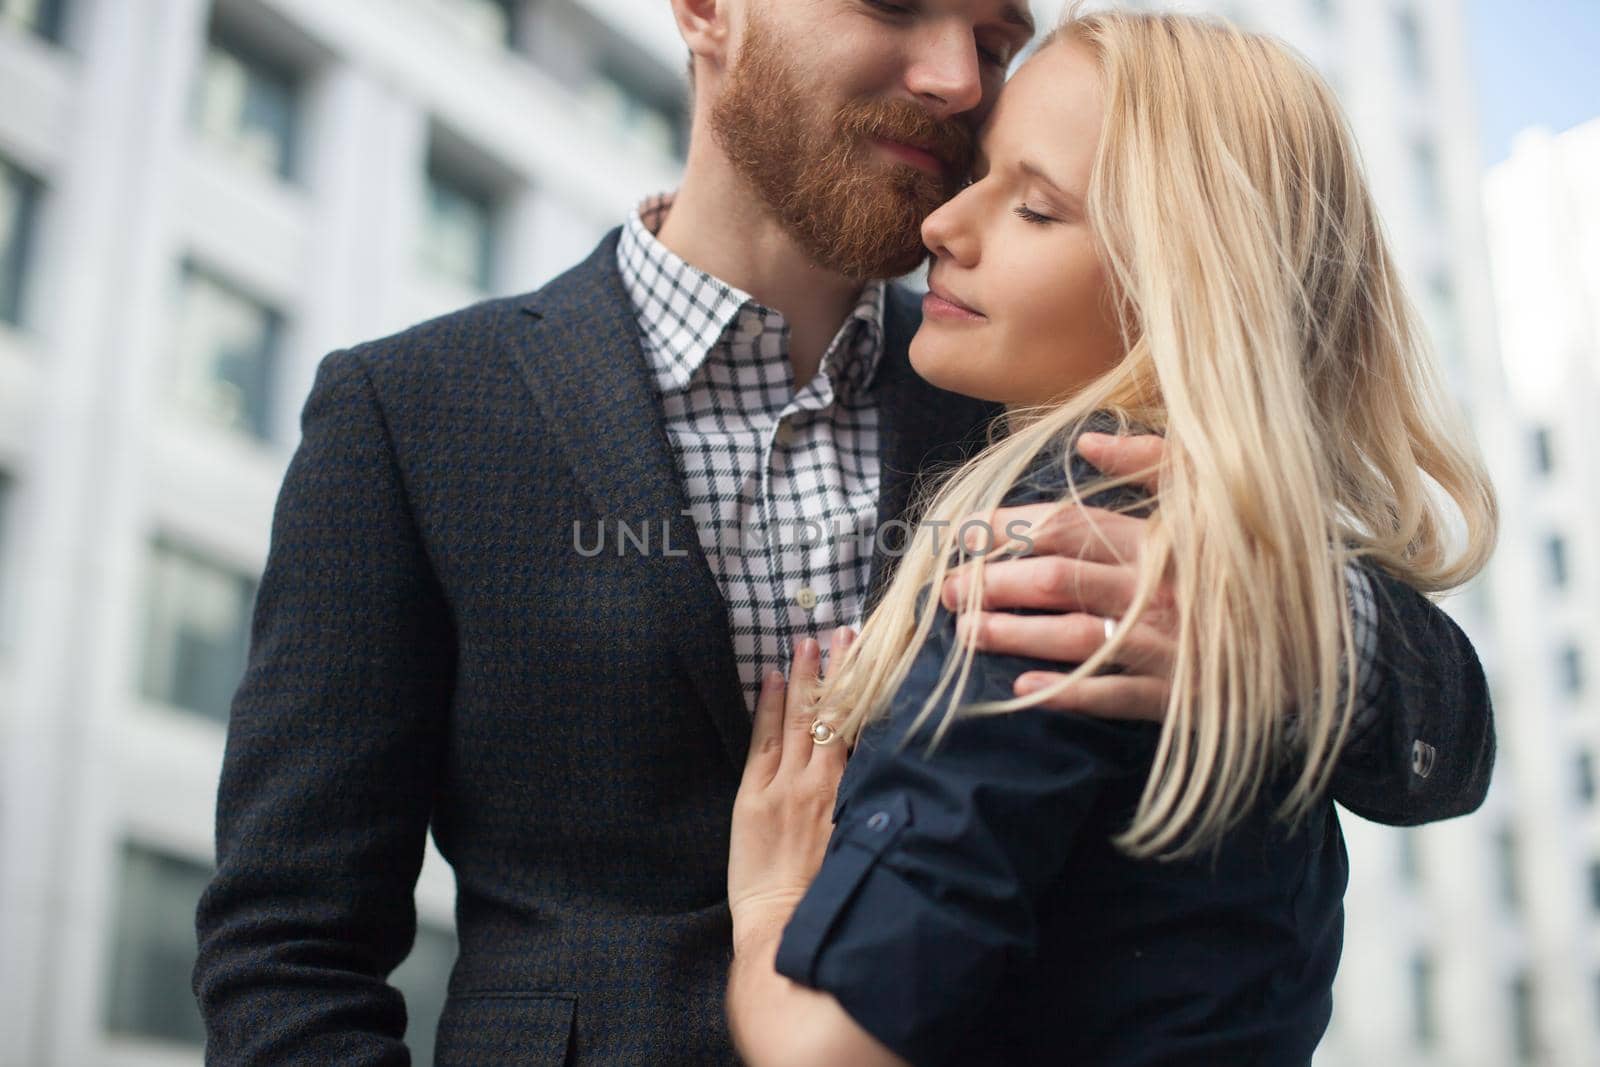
[778,637,822,775]
[742,669,788,787]
[809,628,855,777]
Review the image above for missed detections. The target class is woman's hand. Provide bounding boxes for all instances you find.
[728,629,854,953]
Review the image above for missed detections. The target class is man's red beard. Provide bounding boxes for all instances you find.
[711,18,975,281]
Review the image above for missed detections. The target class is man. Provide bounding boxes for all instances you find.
[193,0,1493,1063]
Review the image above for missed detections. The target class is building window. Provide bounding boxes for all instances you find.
[1309,0,1336,23]
[581,70,687,160]
[1531,426,1554,475]
[1394,4,1427,86]
[1579,751,1596,804]
[191,25,300,181]
[172,262,282,441]
[1546,535,1569,588]
[0,0,65,41]
[1398,830,1421,884]
[139,537,257,723]
[421,156,497,292]
[1410,952,1436,1046]
[1510,971,1537,1063]
[0,470,11,643]
[105,843,210,1046]
[431,0,517,48]
[1411,135,1443,221]
[1590,860,1600,912]
[392,923,458,1064]
[0,155,41,327]
[1495,827,1520,912]
[1562,645,1585,697]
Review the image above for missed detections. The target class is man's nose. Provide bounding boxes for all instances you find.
[905,27,985,120]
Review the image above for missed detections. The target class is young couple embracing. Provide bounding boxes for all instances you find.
[195,2,1496,1065]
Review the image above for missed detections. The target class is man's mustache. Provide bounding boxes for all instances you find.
[838,99,975,177]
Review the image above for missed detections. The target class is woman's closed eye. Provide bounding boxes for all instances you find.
[1013,204,1058,225]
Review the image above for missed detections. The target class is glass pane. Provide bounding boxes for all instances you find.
[421,167,494,291]
[105,844,211,1046]
[434,0,516,48]
[581,74,686,161]
[1531,426,1554,475]
[392,923,458,1064]
[0,470,11,641]
[1562,645,1585,697]
[1547,535,1569,587]
[139,538,257,722]
[1495,827,1520,911]
[173,265,280,441]
[0,0,65,40]
[0,156,41,327]
[1394,6,1427,86]
[1510,972,1537,1062]
[1411,136,1442,220]
[192,34,298,180]
[1410,953,1435,1045]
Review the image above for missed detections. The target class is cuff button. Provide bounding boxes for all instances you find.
[1410,740,1437,779]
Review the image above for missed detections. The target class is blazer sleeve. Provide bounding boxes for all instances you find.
[193,349,455,1065]
[1328,566,1495,825]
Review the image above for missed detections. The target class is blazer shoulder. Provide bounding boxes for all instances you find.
[340,227,627,383]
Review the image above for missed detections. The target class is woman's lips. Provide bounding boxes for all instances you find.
[923,281,986,322]
[922,292,985,321]
[874,137,946,177]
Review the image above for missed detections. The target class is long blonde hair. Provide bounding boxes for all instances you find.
[816,8,1497,858]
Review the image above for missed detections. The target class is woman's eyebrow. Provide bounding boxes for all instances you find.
[1018,159,1068,193]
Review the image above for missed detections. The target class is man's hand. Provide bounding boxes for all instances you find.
[942,432,1175,721]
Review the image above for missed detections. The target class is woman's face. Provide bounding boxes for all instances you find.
[911,41,1125,408]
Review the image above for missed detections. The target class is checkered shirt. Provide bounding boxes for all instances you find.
[618,194,886,714]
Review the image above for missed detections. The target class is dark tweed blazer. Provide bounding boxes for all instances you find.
[193,230,1493,1066]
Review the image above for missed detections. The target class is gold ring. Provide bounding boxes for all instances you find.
[810,720,840,746]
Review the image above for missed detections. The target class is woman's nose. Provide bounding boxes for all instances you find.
[922,190,978,265]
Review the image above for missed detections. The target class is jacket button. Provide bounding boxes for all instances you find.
[1411,740,1436,779]
[866,811,891,832]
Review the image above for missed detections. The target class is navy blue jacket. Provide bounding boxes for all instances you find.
[775,442,1386,1065]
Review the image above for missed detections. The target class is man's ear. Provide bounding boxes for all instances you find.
[669,0,733,70]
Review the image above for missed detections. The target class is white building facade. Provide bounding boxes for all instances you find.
[0,0,683,1063]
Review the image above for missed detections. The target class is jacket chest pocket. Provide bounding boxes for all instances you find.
[434,991,576,1066]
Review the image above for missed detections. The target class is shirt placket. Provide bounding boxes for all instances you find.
[763,329,863,657]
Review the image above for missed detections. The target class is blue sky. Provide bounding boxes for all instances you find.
[1466,0,1600,167]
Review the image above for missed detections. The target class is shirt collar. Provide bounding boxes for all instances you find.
[617,192,887,401]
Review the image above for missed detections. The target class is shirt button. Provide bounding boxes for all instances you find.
[773,420,794,447]
[866,811,891,832]
[794,585,817,611]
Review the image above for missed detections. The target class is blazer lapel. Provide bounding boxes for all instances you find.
[866,285,1005,615]
[509,231,751,770]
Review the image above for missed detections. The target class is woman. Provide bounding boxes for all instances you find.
[724,8,1496,1067]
